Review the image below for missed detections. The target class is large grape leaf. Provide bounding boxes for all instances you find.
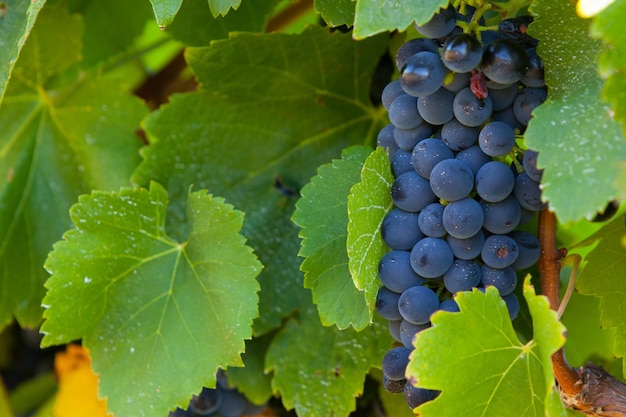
[266,306,392,417]
[347,146,393,314]
[525,0,626,222]
[315,0,355,27]
[576,215,626,366]
[0,4,146,330]
[133,27,388,335]
[353,0,448,39]
[407,278,567,417]
[0,0,46,105]
[149,0,183,28]
[292,146,372,330]
[591,1,626,201]
[40,182,262,417]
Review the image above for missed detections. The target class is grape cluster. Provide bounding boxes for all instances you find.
[376,4,546,410]
[169,371,266,417]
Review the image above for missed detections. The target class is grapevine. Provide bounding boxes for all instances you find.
[0,1,625,417]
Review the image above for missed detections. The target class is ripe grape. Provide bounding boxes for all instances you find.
[410,237,454,278]
[398,285,440,324]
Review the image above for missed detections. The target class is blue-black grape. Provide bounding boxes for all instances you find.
[481,234,520,269]
[441,118,479,151]
[394,124,432,151]
[382,346,412,380]
[216,389,248,417]
[404,383,440,409]
[389,319,402,343]
[522,149,543,182]
[382,80,406,110]
[418,202,447,238]
[418,88,455,125]
[376,286,402,321]
[455,145,491,175]
[398,285,440,324]
[401,52,446,97]
[377,124,399,158]
[439,299,460,312]
[475,160,515,202]
[513,87,547,125]
[446,231,485,260]
[391,149,415,177]
[382,208,423,250]
[414,5,457,39]
[480,265,517,296]
[379,250,425,293]
[190,388,221,416]
[503,293,520,320]
[384,375,407,393]
[388,94,423,129]
[411,138,454,179]
[442,33,482,73]
[443,259,482,293]
[488,83,519,111]
[400,319,430,349]
[392,170,438,212]
[442,71,471,92]
[395,38,439,71]
[442,198,484,239]
[410,237,454,278]
[481,195,522,234]
[492,105,525,132]
[508,230,541,270]
[478,121,516,157]
[522,48,545,88]
[453,87,493,127]
[429,159,474,201]
[481,39,529,84]
[513,172,547,211]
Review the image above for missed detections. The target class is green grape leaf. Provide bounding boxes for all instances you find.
[226,334,274,405]
[560,290,620,374]
[0,4,146,330]
[149,0,183,28]
[165,0,278,46]
[41,182,262,417]
[407,278,567,417]
[347,147,393,314]
[591,1,626,166]
[133,27,387,335]
[208,0,241,17]
[353,0,448,39]
[292,146,372,330]
[79,0,154,68]
[266,306,392,417]
[0,0,46,104]
[576,216,626,362]
[525,0,626,222]
[314,0,355,27]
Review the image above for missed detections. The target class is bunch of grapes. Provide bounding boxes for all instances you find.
[169,371,266,417]
[375,4,546,410]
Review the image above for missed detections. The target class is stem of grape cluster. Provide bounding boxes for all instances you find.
[537,210,581,396]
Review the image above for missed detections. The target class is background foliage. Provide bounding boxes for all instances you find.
[0,1,625,416]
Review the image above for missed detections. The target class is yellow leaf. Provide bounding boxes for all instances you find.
[53,344,112,417]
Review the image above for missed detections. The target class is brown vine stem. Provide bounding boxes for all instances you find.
[538,210,626,416]
[537,209,581,396]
